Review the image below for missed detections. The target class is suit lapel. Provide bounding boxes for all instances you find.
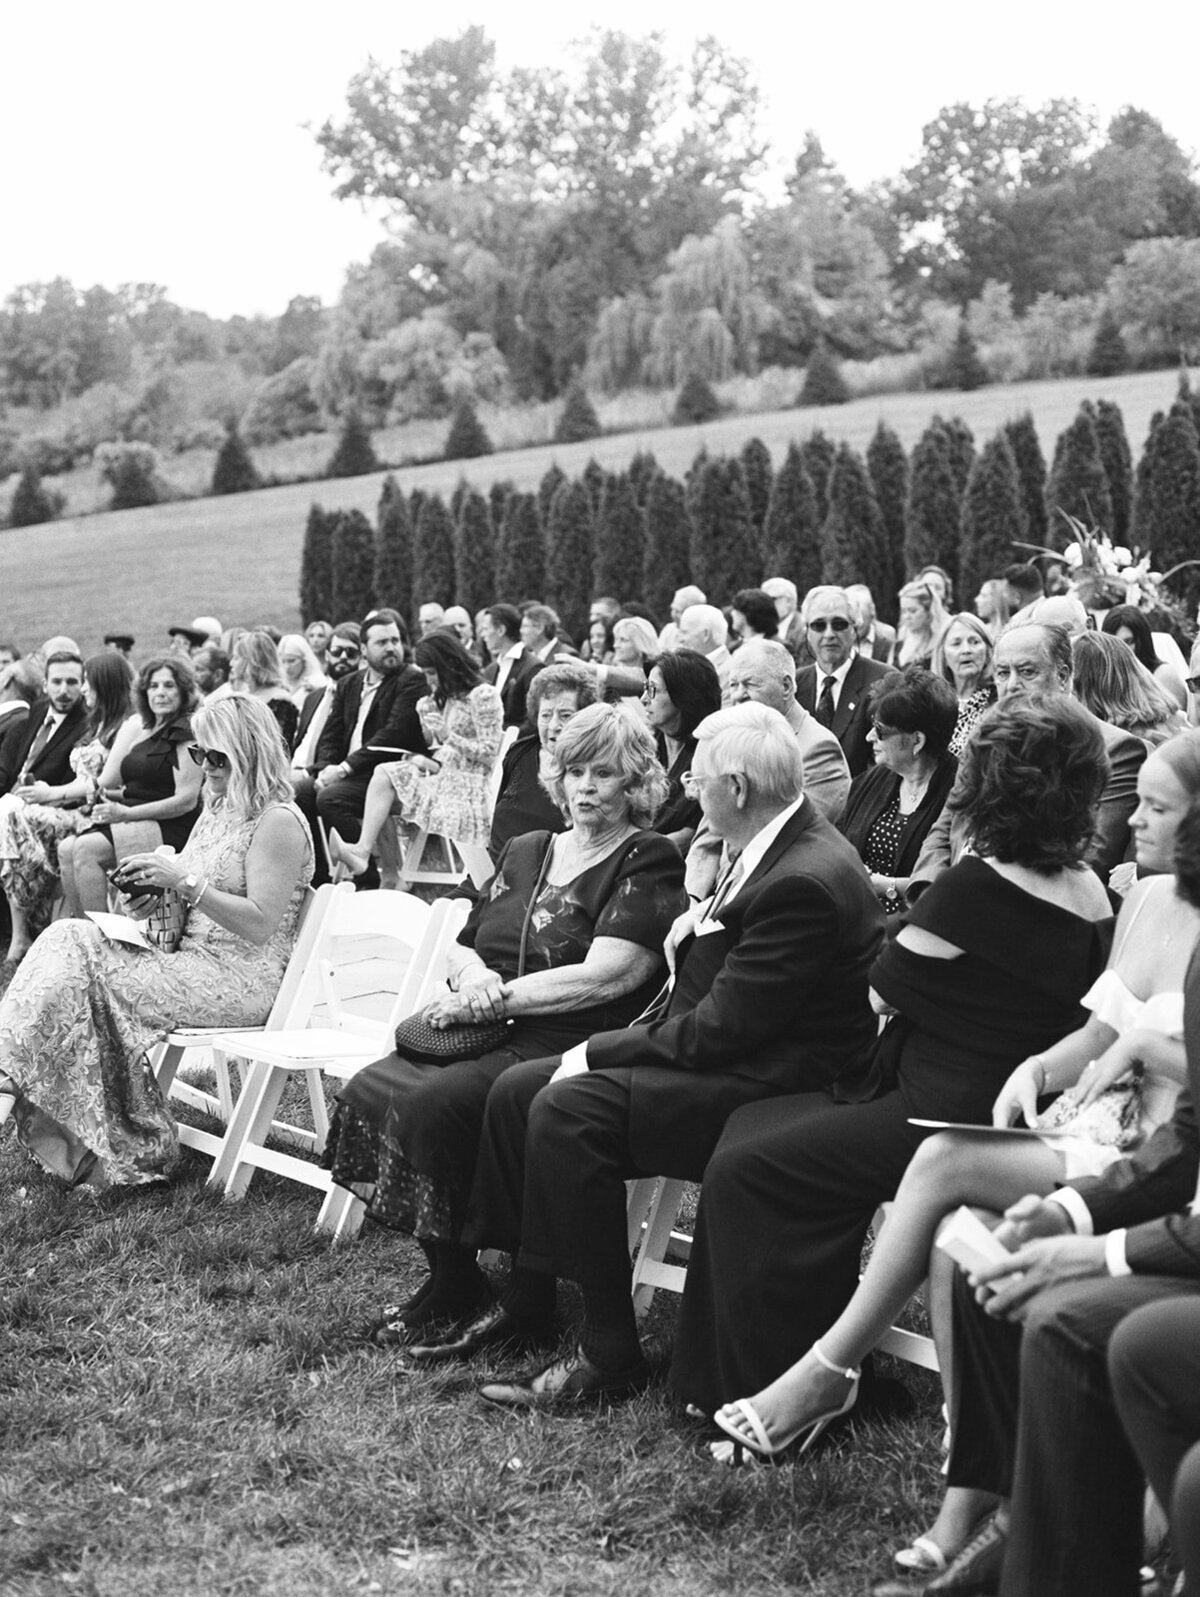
[832,656,864,738]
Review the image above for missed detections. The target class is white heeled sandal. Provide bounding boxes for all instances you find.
[711,1340,860,1464]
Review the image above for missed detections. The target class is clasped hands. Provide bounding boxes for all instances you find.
[425,965,510,1029]
[965,1195,1107,1322]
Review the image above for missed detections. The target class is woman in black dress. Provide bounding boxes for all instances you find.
[641,648,722,853]
[838,669,959,917]
[324,703,687,1340]
[670,697,1113,1440]
[59,654,203,914]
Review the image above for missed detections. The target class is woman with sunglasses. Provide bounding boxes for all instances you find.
[59,655,204,916]
[838,670,960,916]
[0,696,312,1188]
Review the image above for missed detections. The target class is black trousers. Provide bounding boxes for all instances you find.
[1110,1296,1200,1597]
[949,1267,1200,1597]
[463,1056,778,1299]
[293,771,371,884]
[668,1088,930,1415]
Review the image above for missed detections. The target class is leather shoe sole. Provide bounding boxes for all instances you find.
[479,1347,651,1408]
[407,1305,555,1364]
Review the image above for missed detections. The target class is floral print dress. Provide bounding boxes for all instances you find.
[381,683,503,848]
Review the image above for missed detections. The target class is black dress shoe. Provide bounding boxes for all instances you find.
[407,1304,555,1364]
[479,1346,651,1408]
[922,1512,1006,1595]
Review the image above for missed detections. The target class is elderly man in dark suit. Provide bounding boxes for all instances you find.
[410,702,884,1402]
[908,620,1145,899]
[795,585,897,776]
[917,810,1200,1597]
[292,609,426,882]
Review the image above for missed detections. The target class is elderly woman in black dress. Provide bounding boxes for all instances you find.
[670,697,1113,1446]
[838,669,959,917]
[323,703,687,1341]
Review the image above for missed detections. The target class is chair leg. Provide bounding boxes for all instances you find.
[315,1184,366,1241]
[213,1061,290,1198]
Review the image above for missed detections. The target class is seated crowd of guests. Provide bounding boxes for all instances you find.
[4,555,1200,1597]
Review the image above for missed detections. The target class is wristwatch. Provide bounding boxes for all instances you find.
[884,880,901,909]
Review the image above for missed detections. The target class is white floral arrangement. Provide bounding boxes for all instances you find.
[1059,521,1161,610]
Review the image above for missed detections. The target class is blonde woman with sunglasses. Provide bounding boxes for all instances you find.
[0,696,312,1190]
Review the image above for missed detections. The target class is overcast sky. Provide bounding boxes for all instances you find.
[5,0,1197,320]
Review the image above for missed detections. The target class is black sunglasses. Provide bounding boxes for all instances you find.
[187,743,230,771]
[327,645,360,660]
[808,617,852,633]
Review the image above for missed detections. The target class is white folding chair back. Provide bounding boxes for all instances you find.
[151,882,334,1163]
[207,891,468,1234]
[487,723,520,814]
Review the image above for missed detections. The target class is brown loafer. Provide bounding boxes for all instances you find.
[407,1304,555,1364]
[479,1346,650,1408]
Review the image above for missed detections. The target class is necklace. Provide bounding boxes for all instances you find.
[898,770,932,814]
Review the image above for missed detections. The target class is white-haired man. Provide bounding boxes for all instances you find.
[762,577,807,662]
[412,703,884,1403]
[677,603,732,703]
[658,585,707,653]
[845,584,896,664]
[729,640,850,824]
[795,586,896,776]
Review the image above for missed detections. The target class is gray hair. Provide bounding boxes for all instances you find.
[526,660,599,719]
[693,702,804,806]
[679,603,727,652]
[800,585,853,623]
[544,702,668,828]
[735,638,797,687]
[762,577,798,606]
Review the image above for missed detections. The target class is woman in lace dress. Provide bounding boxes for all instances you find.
[0,696,313,1189]
[0,652,136,960]
[330,630,502,885]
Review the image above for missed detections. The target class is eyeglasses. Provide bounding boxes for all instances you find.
[641,682,661,700]
[187,743,230,771]
[807,617,852,633]
[871,721,905,740]
[681,769,737,796]
[326,646,360,661]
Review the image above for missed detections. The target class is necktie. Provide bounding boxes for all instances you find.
[706,854,745,922]
[816,674,837,728]
[21,714,56,778]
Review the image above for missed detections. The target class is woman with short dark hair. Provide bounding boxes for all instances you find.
[838,669,959,915]
[673,697,1115,1466]
[641,649,723,850]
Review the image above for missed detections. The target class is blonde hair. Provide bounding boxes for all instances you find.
[278,633,324,691]
[231,630,285,693]
[613,616,661,664]
[191,695,295,821]
[544,703,668,828]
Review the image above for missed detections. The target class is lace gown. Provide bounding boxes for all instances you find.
[382,684,503,848]
[1,800,312,1187]
[0,734,118,929]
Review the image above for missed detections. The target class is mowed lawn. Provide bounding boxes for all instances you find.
[0,366,1189,651]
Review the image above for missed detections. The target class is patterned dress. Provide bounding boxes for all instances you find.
[0,733,117,930]
[382,683,503,847]
[1,800,312,1187]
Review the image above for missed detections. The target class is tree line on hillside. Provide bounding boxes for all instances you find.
[298,377,1200,640]
[3,33,1200,486]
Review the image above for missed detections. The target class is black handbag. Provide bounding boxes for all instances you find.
[393,837,552,1065]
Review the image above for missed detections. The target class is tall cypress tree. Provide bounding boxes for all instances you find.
[628,450,660,508]
[374,475,413,622]
[821,443,889,597]
[330,509,377,623]
[799,431,836,527]
[537,463,567,525]
[1149,407,1200,615]
[593,473,646,603]
[581,458,608,516]
[489,479,514,534]
[959,434,1026,601]
[866,421,908,620]
[554,378,602,443]
[1004,412,1048,549]
[211,424,259,495]
[1046,405,1113,544]
[454,488,496,619]
[710,459,762,598]
[905,423,962,587]
[299,502,334,624]
[687,458,726,597]
[762,443,822,596]
[1094,400,1134,544]
[1133,411,1164,553]
[443,398,493,460]
[413,493,456,607]
[797,341,849,406]
[546,479,595,641]
[938,415,977,499]
[642,473,694,623]
[496,492,546,604]
[739,436,774,542]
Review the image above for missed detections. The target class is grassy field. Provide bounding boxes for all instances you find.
[0,1133,948,1597]
[0,366,1191,654]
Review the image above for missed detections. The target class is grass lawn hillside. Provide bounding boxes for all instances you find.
[0,366,1191,650]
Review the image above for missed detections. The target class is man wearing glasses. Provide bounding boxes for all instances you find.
[291,622,362,775]
[795,586,896,776]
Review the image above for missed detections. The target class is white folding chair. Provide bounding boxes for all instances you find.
[628,1176,693,1318]
[151,883,334,1166]
[207,892,469,1231]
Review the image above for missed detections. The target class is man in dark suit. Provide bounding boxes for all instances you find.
[909,620,1146,900]
[480,604,543,728]
[927,825,1200,1597]
[411,703,884,1401]
[292,609,426,881]
[0,651,88,797]
[290,623,362,775]
[795,585,896,776]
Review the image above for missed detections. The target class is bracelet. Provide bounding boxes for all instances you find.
[193,879,210,909]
